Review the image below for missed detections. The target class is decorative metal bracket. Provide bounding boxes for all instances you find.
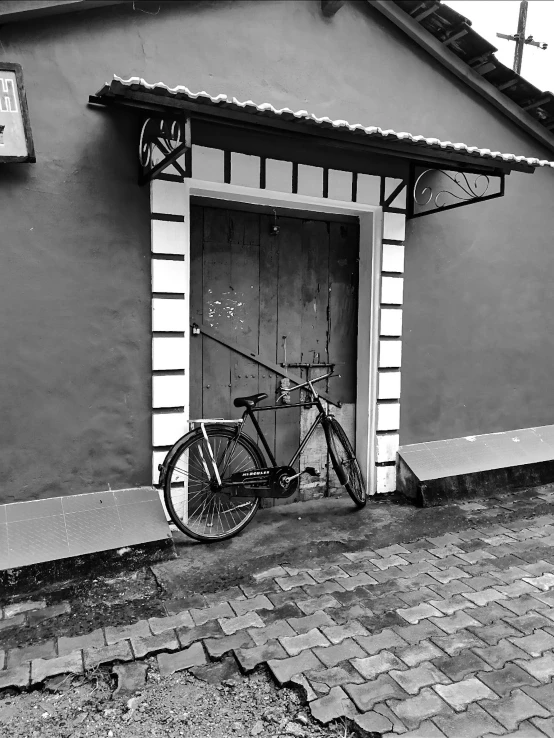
[407,165,505,219]
[138,116,191,186]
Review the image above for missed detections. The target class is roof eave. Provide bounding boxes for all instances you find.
[367,0,554,157]
[0,0,126,24]
[89,87,534,174]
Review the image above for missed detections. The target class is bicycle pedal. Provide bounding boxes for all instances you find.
[304,467,320,478]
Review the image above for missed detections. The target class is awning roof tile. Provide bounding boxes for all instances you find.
[97,76,554,170]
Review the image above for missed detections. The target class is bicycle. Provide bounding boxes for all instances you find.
[158,371,367,542]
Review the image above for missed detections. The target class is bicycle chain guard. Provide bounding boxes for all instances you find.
[230,465,298,498]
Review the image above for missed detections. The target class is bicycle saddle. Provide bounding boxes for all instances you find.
[233,392,268,408]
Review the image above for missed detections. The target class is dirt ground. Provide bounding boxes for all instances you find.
[0,661,357,738]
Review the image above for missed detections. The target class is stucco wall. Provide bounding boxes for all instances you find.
[0,0,553,503]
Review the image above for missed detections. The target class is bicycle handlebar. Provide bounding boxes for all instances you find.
[279,370,341,400]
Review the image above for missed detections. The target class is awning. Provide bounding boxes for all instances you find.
[91,75,554,175]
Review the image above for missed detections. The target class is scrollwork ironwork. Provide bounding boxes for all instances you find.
[414,169,491,210]
[138,117,188,182]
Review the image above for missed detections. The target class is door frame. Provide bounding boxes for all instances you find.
[182,179,383,495]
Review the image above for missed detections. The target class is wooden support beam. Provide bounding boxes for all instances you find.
[321,0,345,18]
[442,26,469,47]
[523,95,553,111]
[414,2,440,23]
[367,0,554,155]
[498,78,519,92]
[474,61,496,76]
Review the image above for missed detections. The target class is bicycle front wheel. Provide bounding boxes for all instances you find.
[164,426,265,542]
[326,417,367,508]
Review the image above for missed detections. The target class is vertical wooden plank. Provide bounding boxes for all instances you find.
[202,207,232,420]
[258,213,280,466]
[275,217,303,501]
[300,220,331,370]
[299,220,331,498]
[189,205,204,419]
[328,221,359,403]
[229,209,261,423]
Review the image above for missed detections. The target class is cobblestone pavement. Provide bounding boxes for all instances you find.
[4,488,554,736]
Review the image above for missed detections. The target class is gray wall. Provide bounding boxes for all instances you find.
[0,0,552,503]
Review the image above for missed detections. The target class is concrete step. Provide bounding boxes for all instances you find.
[397,425,554,507]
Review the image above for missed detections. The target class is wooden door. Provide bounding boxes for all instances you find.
[190,202,359,498]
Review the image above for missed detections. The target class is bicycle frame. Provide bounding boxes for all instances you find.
[221,371,336,475]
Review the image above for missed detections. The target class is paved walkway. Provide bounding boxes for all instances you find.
[3,490,554,736]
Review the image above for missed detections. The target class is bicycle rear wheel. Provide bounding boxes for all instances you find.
[326,417,367,508]
[164,426,265,542]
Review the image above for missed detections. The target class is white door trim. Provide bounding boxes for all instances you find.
[182,178,383,494]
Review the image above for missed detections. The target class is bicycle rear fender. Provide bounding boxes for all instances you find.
[157,427,205,487]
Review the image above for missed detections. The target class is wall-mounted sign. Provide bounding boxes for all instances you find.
[0,63,35,164]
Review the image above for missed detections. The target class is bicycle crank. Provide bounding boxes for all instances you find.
[229,466,320,498]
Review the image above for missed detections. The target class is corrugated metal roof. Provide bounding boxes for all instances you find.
[98,76,554,170]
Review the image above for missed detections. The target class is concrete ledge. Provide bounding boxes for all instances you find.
[0,538,175,599]
[397,425,554,507]
[0,486,172,571]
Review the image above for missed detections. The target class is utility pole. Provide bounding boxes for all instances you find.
[496,0,547,75]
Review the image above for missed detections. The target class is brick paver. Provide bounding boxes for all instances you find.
[148,611,194,634]
[320,620,369,644]
[230,594,273,616]
[390,686,453,729]
[157,642,206,676]
[473,638,530,669]
[435,677,498,711]
[344,673,407,710]
[279,628,330,656]
[296,594,340,615]
[235,640,287,672]
[350,650,405,680]
[84,641,134,670]
[313,638,366,668]
[389,662,450,694]
[31,652,84,684]
[478,662,541,697]
[510,630,554,656]
[433,703,506,738]
[397,639,444,667]
[305,664,364,689]
[190,602,234,626]
[267,650,323,685]
[8,494,554,736]
[218,612,264,635]
[433,651,491,681]
[355,627,408,655]
[309,686,357,724]
[58,628,105,656]
[0,665,30,690]
[105,620,151,644]
[131,631,180,659]
[203,631,254,659]
[8,640,56,667]
[516,651,554,682]
[481,688,550,730]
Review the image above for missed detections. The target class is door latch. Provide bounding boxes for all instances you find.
[278,376,291,404]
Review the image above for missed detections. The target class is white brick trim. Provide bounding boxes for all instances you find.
[149,149,408,495]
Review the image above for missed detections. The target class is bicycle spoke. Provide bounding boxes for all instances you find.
[165,429,262,540]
